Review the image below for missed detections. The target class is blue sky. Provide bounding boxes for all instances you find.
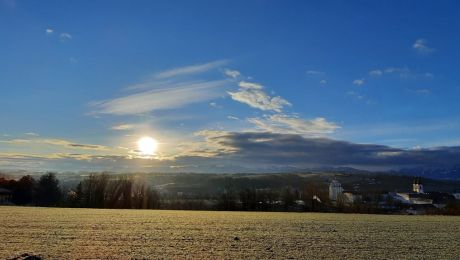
[1,1,460,172]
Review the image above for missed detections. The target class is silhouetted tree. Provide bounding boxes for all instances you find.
[282,187,296,210]
[78,173,110,208]
[218,185,237,210]
[12,175,36,205]
[36,172,61,206]
[239,188,257,211]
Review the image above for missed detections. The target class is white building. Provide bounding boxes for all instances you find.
[329,180,343,202]
[412,177,424,193]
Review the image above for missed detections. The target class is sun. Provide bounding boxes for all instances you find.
[137,136,158,155]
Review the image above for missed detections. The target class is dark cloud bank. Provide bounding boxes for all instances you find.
[2,133,460,176]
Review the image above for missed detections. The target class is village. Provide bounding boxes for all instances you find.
[328,177,460,214]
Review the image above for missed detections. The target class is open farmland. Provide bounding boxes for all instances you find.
[1,206,459,259]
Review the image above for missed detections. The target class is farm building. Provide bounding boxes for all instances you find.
[0,188,12,204]
[342,191,362,204]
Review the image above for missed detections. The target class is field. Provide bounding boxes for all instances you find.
[1,206,459,259]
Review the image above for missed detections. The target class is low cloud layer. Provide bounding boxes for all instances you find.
[204,132,460,169]
[3,132,459,173]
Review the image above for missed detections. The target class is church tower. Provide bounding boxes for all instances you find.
[412,177,424,194]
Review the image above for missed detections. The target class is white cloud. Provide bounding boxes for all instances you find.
[153,60,227,79]
[224,69,241,79]
[413,38,435,53]
[227,115,239,120]
[376,67,431,79]
[228,81,291,112]
[369,70,383,76]
[24,132,39,136]
[93,80,227,115]
[238,81,263,89]
[353,79,365,85]
[414,89,431,94]
[45,28,53,34]
[209,102,222,108]
[60,33,72,41]
[306,70,325,76]
[320,80,327,85]
[111,124,135,130]
[248,114,339,136]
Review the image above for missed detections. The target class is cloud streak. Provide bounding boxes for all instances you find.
[93,80,227,115]
[59,33,72,41]
[153,60,227,79]
[1,138,108,151]
[111,124,136,130]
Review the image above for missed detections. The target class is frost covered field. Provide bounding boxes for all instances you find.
[1,206,459,259]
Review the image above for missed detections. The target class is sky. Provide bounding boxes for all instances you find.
[1,0,460,173]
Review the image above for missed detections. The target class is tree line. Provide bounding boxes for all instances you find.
[0,173,160,209]
[0,172,328,211]
[2,172,459,215]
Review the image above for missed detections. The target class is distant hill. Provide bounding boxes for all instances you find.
[394,166,460,181]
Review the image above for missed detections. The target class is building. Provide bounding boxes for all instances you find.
[342,191,362,204]
[452,191,460,200]
[0,188,12,204]
[412,177,424,193]
[390,178,456,213]
[329,179,343,203]
[395,192,433,205]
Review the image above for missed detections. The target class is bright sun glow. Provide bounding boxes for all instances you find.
[137,136,158,155]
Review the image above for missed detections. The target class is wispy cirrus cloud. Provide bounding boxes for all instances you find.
[59,32,72,41]
[413,88,431,95]
[91,60,229,116]
[153,60,227,79]
[367,67,433,80]
[93,80,227,115]
[227,115,239,120]
[306,70,325,76]
[111,124,136,130]
[368,69,383,76]
[0,138,108,150]
[413,38,435,54]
